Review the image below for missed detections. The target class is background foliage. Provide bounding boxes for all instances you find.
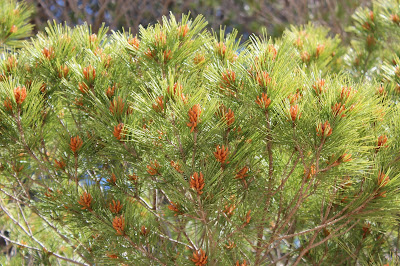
[26,0,370,41]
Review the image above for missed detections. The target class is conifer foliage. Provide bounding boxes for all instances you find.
[1,1,400,265]
[0,0,32,50]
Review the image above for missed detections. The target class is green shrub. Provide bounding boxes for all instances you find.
[1,1,400,265]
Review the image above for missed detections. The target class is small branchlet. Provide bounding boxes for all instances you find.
[190,172,205,195]
[191,249,207,266]
[78,192,93,210]
[112,215,125,235]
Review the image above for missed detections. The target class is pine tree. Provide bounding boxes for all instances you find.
[1,1,400,265]
[0,0,33,50]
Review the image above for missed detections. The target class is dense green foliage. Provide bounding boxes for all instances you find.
[0,0,32,50]
[1,0,400,265]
